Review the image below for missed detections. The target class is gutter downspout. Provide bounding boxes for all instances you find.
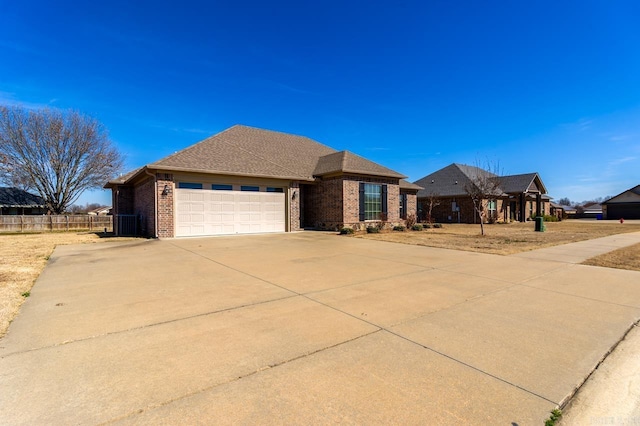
[144,168,158,238]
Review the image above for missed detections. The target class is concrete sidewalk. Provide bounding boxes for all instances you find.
[1,232,640,425]
[512,231,640,263]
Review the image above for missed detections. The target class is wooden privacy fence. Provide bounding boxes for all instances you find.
[0,215,113,233]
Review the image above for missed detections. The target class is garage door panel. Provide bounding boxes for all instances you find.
[176,188,285,237]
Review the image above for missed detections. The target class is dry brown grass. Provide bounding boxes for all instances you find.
[0,232,139,337]
[582,242,640,272]
[356,220,640,256]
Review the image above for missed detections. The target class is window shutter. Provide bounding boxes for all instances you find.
[382,184,388,215]
[359,182,365,221]
[401,193,407,219]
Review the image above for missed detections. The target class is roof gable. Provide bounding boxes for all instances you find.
[498,173,547,194]
[313,151,406,179]
[414,163,488,197]
[604,185,640,203]
[0,187,45,207]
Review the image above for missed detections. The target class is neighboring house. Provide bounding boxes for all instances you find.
[105,125,419,237]
[550,202,577,219]
[549,202,564,220]
[0,187,47,215]
[413,163,548,223]
[577,202,603,219]
[602,185,640,220]
[87,206,112,216]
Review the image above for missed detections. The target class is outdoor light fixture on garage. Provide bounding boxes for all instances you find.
[292,189,297,200]
[162,184,171,196]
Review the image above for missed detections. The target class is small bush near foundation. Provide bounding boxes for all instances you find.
[339,227,354,235]
[433,223,443,228]
[543,214,559,222]
[393,225,406,232]
[411,224,423,231]
[423,224,432,229]
[366,226,380,234]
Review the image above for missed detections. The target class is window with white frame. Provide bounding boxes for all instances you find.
[364,183,382,220]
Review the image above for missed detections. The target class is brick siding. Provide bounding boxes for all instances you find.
[156,174,174,238]
[133,177,156,237]
[290,182,301,231]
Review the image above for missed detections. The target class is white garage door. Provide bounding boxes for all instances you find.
[175,189,286,237]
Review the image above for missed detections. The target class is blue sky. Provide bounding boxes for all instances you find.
[1,1,639,206]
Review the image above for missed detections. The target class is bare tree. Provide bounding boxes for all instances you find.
[464,160,502,236]
[0,106,124,214]
[557,197,572,206]
[424,192,441,224]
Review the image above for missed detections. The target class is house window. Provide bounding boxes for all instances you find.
[488,200,497,212]
[364,183,382,220]
[266,187,284,193]
[359,182,388,221]
[178,182,203,189]
[400,193,408,219]
[212,184,233,191]
[241,185,260,192]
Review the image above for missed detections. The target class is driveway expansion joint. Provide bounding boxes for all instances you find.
[102,329,383,425]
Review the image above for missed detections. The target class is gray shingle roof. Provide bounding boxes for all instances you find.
[109,125,407,185]
[313,151,406,179]
[498,173,546,194]
[399,179,423,191]
[0,187,45,207]
[150,125,337,180]
[414,163,547,198]
[414,163,487,197]
[602,184,640,204]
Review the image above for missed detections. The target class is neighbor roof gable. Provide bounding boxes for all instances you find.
[603,185,640,204]
[414,163,485,198]
[414,164,548,198]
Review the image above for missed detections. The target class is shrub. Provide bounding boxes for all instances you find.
[411,224,423,231]
[393,225,406,232]
[405,214,417,229]
[423,224,432,229]
[543,214,559,222]
[339,227,354,235]
[366,226,380,234]
[433,223,443,228]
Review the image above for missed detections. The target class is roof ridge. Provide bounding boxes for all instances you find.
[217,134,309,179]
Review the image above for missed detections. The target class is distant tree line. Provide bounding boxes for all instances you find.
[67,202,109,214]
[556,196,612,207]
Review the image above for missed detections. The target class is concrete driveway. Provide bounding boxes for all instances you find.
[1,232,640,425]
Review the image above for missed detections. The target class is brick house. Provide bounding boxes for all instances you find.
[413,163,548,223]
[105,125,419,237]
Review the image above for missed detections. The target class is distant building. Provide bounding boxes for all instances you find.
[87,206,112,216]
[0,187,47,215]
[602,185,640,220]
